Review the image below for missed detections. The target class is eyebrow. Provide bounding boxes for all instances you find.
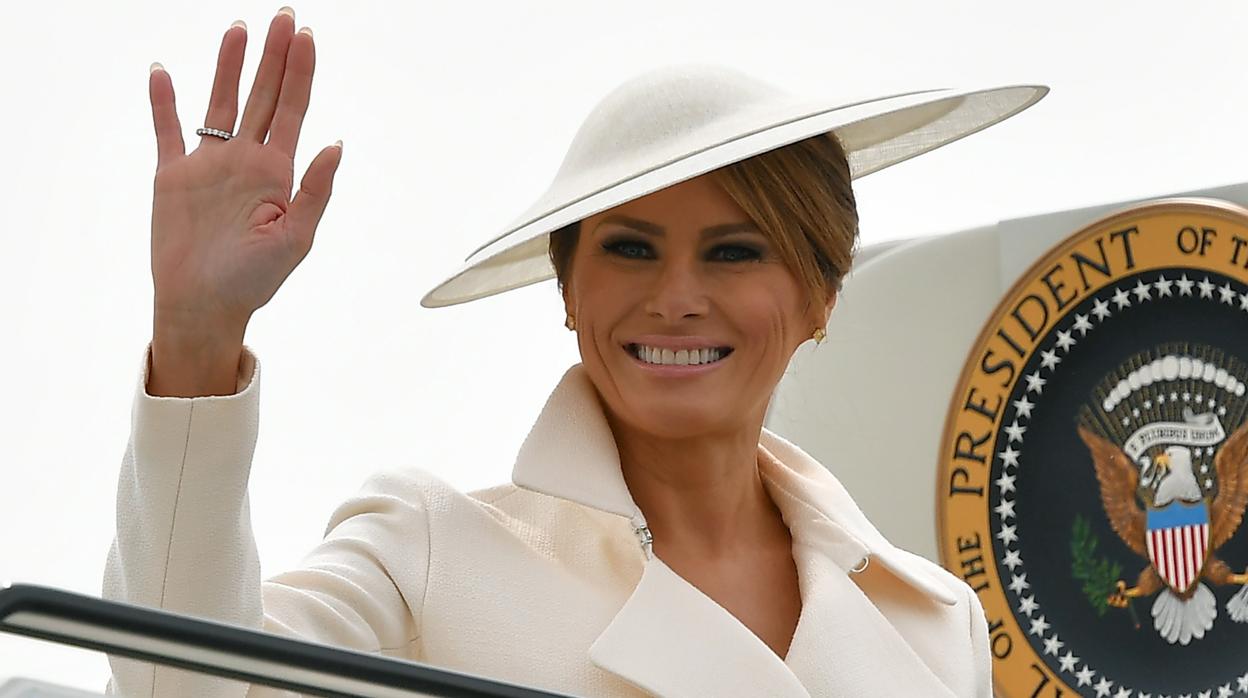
[596,214,761,238]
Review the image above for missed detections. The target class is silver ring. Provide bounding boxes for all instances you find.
[196,127,233,141]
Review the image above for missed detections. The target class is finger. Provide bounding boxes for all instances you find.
[286,142,343,252]
[237,8,295,142]
[198,20,248,147]
[148,63,185,167]
[267,27,315,158]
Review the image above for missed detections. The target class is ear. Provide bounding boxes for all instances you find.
[823,289,838,322]
[809,289,837,330]
[562,283,574,317]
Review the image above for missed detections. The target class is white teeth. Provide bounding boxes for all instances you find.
[631,345,727,366]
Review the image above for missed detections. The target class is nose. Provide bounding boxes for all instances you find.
[643,256,709,321]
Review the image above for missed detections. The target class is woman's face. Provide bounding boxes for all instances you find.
[564,172,833,440]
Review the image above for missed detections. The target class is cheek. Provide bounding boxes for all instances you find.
[727,276,808,352]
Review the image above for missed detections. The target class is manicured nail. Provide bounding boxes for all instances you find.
[278,6,295,19]
[333,139,343,151]
[298,26,313,37]
[149,61,164,74]
[230,19,247,31]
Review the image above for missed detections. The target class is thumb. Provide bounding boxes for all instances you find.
[287,141,344,251]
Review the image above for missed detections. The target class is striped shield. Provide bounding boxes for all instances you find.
[1146,500,1211,594]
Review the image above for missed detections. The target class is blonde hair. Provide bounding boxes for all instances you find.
[549,132,858,310]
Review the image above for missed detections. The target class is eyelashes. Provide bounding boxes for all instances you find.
[599,238,764,263]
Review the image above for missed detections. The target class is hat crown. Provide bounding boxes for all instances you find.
[555,64,788,181]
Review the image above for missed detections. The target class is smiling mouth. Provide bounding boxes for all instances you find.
[625,344,734,366]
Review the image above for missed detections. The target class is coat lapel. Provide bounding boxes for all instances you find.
[589,557,810,698]
[511,365,963,696]
[757,445,961,697]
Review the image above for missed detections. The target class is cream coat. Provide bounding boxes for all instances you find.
[103,344,991,697]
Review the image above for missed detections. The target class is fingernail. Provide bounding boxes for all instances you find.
[149,61,165,74]
[298,26,313,37]
[278,6,295,19]
[333,139,343,151]
[230,19,247,31]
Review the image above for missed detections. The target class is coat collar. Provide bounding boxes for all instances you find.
[511,364,959,696]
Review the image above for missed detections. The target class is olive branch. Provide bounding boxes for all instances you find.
[1070,514,1122,616]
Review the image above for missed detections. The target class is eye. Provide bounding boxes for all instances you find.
[708,244,762,262]
[602,238,655,260]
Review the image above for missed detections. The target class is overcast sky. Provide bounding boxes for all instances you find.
[3,0,1246,689]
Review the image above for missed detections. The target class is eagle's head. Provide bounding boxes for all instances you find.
[1156,446,1194,478]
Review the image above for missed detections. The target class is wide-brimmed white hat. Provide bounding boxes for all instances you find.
[421,63,1047,308]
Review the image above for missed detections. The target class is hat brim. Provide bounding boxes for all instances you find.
[421,84,1047,308]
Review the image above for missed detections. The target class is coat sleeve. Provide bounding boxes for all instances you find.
[102,343,429,697]
[966,585,993,698]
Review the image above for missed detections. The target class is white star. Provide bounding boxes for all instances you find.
[1220,405,1228,416]
[996,472,1016,494]
[1013,396,1035,419]
[1008,570,1029,593]
[1240,292,1248,311]
[994,498,1017,520]
[1094,676,1113,697]
[1075,665,1095,687]
[1206,478,1214,488]
[1201,690,1213,698]
[1155,274,1174,297]
[1114,687,1132,698]
[1040,349,1061,370]
[1184,392,1192,401]
[998,525,1020,546]
[1042,634,1064,655]
[1199,276,1216,298]
[1005,421,1027,443]
[1143,399,1153,409]
[1137,692,1152,698]
[1018,594,1039,616]
[1239,671,1248,692]
[1177,274,1196,295]
[1171,391,1179,401]
[1026,371,1047,394]
[1220,283,1237,304]
[1002,548,1023,569]
[1091,297,1112,320]
[1122,416,1130,426]
[1217,684,1233,698]
[999,446,1021,468]
[1133,279,1152,301]
[1073,313,1094,335]
[1113,287,1132,308]
[1055,329,1076,352]
[1058,650,1079,672]
[1027,612,1048,635]
[1158,393,1167,404]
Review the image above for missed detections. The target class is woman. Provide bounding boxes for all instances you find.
[104,7,1045,697]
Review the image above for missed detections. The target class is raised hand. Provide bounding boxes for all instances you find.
[146,7,342,396]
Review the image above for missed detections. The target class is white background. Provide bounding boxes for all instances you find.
[2,0,1246,690]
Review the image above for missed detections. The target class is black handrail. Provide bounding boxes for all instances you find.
[0,583,573,698]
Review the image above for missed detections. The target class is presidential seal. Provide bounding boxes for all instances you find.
[938,199,1248,697]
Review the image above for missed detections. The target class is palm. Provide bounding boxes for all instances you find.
[147,10,341,329]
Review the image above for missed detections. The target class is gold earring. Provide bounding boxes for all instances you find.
[812,327,826,344]
[565,314,576,331]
